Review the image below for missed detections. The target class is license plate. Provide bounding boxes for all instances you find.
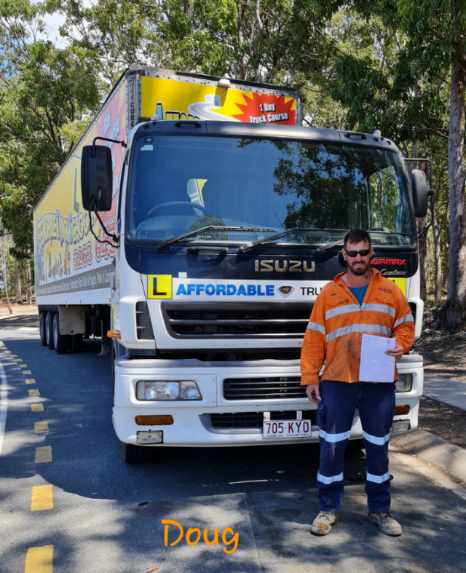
[262,419,314,439]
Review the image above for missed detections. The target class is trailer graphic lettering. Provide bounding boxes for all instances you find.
[34,80,126,291]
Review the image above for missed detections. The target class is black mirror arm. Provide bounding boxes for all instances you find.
[88,210,119,248]
[92,136,127,148]
[95,210,119,244]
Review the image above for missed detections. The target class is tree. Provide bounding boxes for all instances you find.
[0,1,99,254]
[391,0,466,328]
[317,4,461,321]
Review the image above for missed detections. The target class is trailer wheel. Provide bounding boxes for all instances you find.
[45,312,55,350]
[121,443,148,464]
[52,313,69,354]
[39,313,47,346]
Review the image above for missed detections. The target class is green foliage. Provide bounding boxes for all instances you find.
[0,0,462,307]
[0,1,99,255]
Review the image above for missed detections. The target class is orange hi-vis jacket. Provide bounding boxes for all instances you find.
[300,268,415,386]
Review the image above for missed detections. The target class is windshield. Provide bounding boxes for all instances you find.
[126,135,416,246]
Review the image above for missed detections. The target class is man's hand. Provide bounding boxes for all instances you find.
[306,384,321,402]
[385,344,404,358]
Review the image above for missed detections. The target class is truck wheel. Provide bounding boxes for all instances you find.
[39,313,47,346]
[121,443,148,464]
[46,312,55,350]
[52,313,69,354]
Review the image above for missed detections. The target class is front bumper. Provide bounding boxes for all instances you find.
[113,353,423,447]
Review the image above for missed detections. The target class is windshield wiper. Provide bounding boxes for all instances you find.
[239,227,343,253]
[153,225,278,251]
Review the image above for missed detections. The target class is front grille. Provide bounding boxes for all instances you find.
[224,376,306,400]
[162,302,312,338]
[209,410,316,429]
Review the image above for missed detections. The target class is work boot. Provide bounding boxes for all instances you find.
[310,511,337,536]
[368,512,402,536]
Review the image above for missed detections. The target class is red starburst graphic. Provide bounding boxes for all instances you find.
[234,93,296,125]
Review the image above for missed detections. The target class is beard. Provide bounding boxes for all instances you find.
[348,261,369,275]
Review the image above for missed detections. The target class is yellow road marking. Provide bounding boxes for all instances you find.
[34,421,49,434]
[28,389,40,398]
[24,545,54,573]
[35,446,52,464]
[31,484,54,511]
[25,378,36,384]
[31,404,44,413]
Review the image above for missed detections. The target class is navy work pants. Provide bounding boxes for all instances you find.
[316,380,395,513]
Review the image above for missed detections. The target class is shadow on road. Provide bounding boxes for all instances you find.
[3,332,466,572]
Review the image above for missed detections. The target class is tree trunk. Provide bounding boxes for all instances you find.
[26,259,33,304]
[444,32,466,329]
[430,187,441,305]
[15,261,22,303]
[412,143,428,301]
[417,217,427,301]
[1,248,12,315]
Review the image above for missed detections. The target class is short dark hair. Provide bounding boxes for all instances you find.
[343,229,371,248]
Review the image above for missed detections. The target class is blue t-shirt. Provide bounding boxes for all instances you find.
[350,285,368,306]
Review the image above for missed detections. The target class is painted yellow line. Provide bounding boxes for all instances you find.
[31,484,54,511]
[31,403,44,413]
[24,545,54,573]
[25,378,36,385]
[34,421,49,434]
[28,389,40,398]
[35,446,52,464]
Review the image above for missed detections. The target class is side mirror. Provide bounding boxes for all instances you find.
[411,168,429,218]
[81,145,113,211]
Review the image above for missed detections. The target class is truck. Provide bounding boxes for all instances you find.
[33,67,429,462]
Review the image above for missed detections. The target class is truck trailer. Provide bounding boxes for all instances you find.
[33,67,429,462]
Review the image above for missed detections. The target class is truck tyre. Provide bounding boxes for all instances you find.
[52,313,69,354]
[121,443,148,464]
[39,313,47,346]
[46,312,55,350]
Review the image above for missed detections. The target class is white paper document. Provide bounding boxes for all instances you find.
[359,334,396,383]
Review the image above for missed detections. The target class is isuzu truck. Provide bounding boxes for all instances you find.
[33,67,429,462]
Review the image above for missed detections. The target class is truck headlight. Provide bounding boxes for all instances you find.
[136,380,202,401]
[396,374,413,392]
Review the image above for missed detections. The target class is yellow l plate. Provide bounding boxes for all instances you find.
[147,274,173,299]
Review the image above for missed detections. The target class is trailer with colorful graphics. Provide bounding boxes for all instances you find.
[33,67,429,462]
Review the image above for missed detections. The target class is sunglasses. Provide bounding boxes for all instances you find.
[345,248,371,257]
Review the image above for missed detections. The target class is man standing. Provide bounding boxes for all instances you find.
[301,229,414,537]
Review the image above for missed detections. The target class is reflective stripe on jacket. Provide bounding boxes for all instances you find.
[300,268,415,385]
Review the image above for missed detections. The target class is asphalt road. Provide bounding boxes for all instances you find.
[1,315,466,573]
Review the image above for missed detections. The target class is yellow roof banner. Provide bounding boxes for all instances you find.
[140,77,298,125]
